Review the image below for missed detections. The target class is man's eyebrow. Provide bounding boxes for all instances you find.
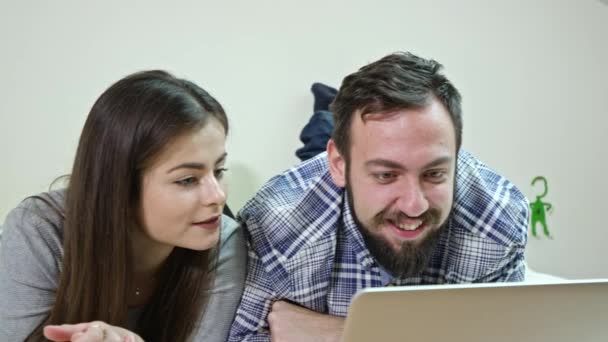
[423,156,452,169]
[364,156,453,170]
[364,159,405,170]
[167,152,227,173]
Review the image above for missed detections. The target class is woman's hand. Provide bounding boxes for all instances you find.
[43,321,144,342]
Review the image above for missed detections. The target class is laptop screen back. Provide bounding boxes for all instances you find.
[342,279,608,342]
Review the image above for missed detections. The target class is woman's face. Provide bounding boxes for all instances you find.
[138,118,227,254]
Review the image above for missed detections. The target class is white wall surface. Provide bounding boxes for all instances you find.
[1,0,606,279]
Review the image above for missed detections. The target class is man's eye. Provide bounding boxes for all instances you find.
[214,168,228,180]
[374,172,396,183]
[425,170,447,182]
[176,177,197,186]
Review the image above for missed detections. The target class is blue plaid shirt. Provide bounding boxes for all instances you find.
[228,150,529,341]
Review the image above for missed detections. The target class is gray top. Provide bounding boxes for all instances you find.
[0,190,246,341]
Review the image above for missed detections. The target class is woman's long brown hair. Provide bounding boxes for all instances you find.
[27,70,228,341]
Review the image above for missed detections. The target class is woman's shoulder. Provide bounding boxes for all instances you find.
[1,190,65,300]
[195,214,246,342]
[213,214,246,279]
[216,215,246,271]
[219,214,243,249]
[3,189,66,241]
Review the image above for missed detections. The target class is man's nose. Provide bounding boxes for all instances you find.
[395,179,429,218]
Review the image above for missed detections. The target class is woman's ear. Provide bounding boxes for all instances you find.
[327,139,346,188]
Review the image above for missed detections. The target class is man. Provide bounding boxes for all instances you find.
[229,52,529,341]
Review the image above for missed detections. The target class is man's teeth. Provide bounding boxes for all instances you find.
[395,221,422,231]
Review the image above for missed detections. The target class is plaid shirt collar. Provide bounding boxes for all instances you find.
[341,191,377,270]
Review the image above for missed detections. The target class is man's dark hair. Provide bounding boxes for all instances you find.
[331,51,463,160]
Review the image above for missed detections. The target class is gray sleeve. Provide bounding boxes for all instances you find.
[194,215,247,342]
[0,199,63,340]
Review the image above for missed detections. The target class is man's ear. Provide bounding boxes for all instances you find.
[327,139,346,187]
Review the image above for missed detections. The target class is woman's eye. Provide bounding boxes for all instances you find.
[176,177,197,186]
[214,168,228,180]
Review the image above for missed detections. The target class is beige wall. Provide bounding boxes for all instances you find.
[1,0,607,279]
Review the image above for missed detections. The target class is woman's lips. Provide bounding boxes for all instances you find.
[193,216,220,230]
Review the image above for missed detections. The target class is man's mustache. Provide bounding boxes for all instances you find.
[373,207,442,227]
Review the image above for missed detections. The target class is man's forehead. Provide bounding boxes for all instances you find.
[358,108,416,123]
[351,100,454,133]
[348,102,457,164]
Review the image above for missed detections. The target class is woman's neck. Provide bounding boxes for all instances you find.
[130,228,174,275]
[128,228,175,306]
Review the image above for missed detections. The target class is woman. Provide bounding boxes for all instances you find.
[0,71,246,341]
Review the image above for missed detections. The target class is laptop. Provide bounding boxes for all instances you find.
[341,279,608,342]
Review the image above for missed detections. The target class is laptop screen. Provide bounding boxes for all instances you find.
[342,279,608,342]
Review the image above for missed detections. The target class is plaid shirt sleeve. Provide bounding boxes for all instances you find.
[475,245,526,282]
[227,188,302,342]
[227,156,338,341]
[451,150,529,283]
[227,239,275,341]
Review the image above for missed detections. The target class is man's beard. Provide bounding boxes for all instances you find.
[346,181,449,279]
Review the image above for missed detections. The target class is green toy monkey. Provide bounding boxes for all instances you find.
[530,176,553,238]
